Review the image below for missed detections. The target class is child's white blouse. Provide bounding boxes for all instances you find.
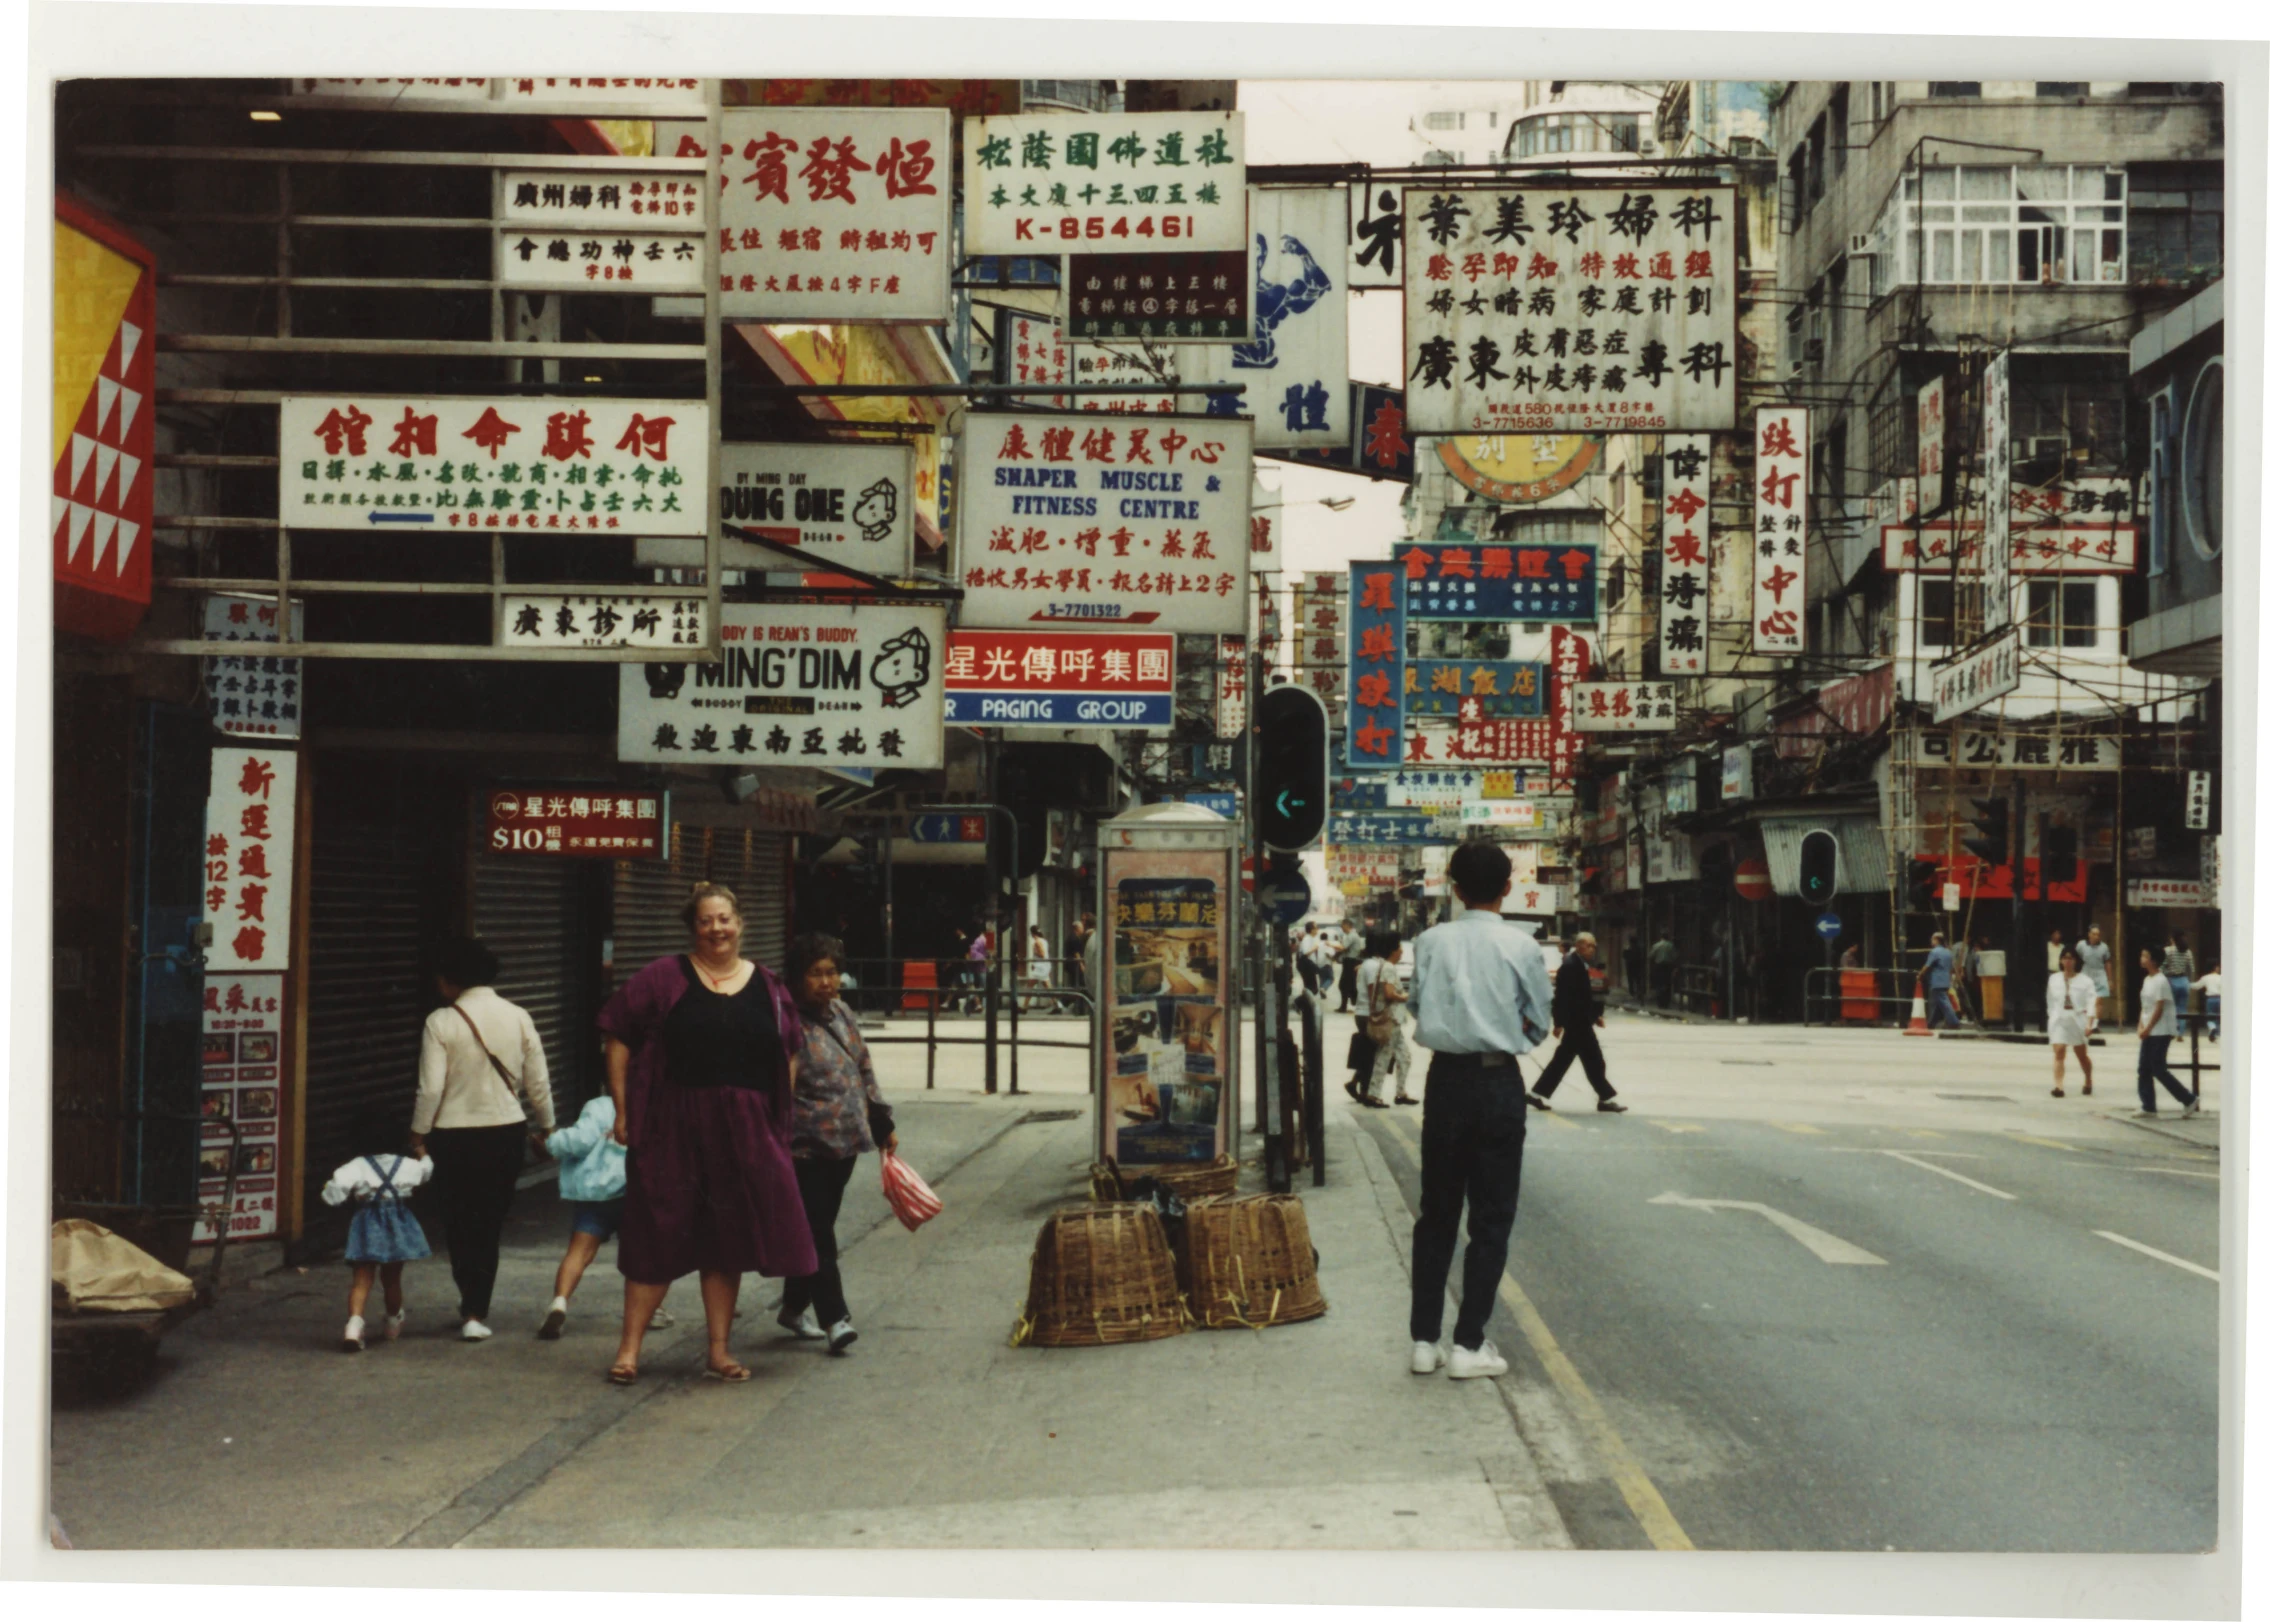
[321,1153,433,1206]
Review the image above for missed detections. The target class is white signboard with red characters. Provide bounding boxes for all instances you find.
[196,971,285,1244]
[716,108,952,323]
[956,412,1252,635]
[204,748,297,973]
[1570,681,1681,732]
[1658,434,1710,674]
[280,397,709,536]
[1751,406,1807,655]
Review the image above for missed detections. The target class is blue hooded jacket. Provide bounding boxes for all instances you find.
[546,1096,627,1204]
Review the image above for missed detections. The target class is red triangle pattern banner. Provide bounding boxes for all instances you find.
[54,196,157,641]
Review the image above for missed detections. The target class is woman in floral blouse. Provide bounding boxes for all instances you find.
[779,933,896,1356]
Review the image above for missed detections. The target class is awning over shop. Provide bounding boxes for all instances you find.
[1760,815,1891,896]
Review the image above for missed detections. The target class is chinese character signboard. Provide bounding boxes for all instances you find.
[1570,681,1680,732]
[1395,541,1599,622]
[501,169,705,231]
[1403,185,1736,435]
[1979,352,2013,634]
[296,77,706,108]
[1348,183,1403,289]
[2186,769,2214,831]
[716,108,952,323]
[1330,811,1437,846]
[1659,432,1711,673]
[1406,661,1546,719]
[1929,625,2021,721]
[1184,187,1348,438]
[204,749,297,973]
[195,972,285,1244]
[202,594,304,739]
[2127,878,2214,911]
[1100,844,1232,1167]
[956,412,1251,634]
[717,440,918,577]
[280,396,708,535]
[1885,521,2138,574]
[500,230,702,293]
[963,112,1245,256]
[1352,386,1416,481]
[1067,249,1251,342]
[488,788,663,857]
[1916,728,2115,772]
[618,602,948,769]
[999,312,1071,406]
[497,168,705,293]
[1330,847,1400,896]
[1435,432,1601,503]
[1405,718,1556,768]
[1067,341,1182,414]
[1346,561,1405,767]
[1548,625,1594,785]
[1752,405,1807,655]
[501,594,703,650]
[942,629,1174,727]
[1917,374,1947,514]
[1215,634,1249,736]
[55,195,156,641]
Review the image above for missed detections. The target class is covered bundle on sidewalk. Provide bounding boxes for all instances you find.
[1012,1204,1191,1347]
[1183,1194,1327,1330]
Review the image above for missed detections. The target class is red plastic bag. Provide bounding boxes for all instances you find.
[879,1149,942,1231]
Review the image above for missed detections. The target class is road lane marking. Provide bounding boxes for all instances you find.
[1648,1192,1888,1265]
[1768,1122,1826,1136]
[1376,1111,1695,1551]
[1877,1150,2018,1200]
[1899,1129,1948,1140]
[1536,1110,1582,1131]
[2094,1230,2220,1281]
[2006,1132,2079,1152]
[2132,1167,2220,1181]
[1644,1120,1707,1134]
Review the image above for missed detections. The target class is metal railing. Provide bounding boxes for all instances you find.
[828,957,1095,1095]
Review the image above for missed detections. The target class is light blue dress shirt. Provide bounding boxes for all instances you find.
[1409,911,1555,1058]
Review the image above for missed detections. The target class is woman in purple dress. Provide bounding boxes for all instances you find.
[599,883,815,1384]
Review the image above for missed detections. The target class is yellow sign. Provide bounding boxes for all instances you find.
[1435,433,1601,504]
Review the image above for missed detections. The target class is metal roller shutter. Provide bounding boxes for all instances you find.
[473,855,597,1120]
[611,820,701,987]
[706,827,790,971]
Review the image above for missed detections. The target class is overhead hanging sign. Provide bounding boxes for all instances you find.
[962,111,1246,256]
[1916,728,2117,772]
[1065,248,1252,342]
[1183,186,1348,441]
[1403,184,1737,435]
[487,788,664,858]
[1751,405,1806,655]
[497,169,705,293]
[617,601,949,769]
[1659,432,1711,674]
[1347,183,1404,289]
[1395,540,1599,622]
[716,107,953,323]
[1979,351,2013,634]
[499,229,702,293]
[1330,811,1438,846]
[1066,341,1182,415]
[1405,660,1547,719]
[1929,625,2021,721]
[1434,433,1601,502]
[1346,560,1405,768]
[1570,681,1680,732]
[1885,521,2138,574]
[501,593,703,650]
[296,77,706,108]
[202,594,303,740]
[942,628,1175,727]
[956,412,1252,634]
[1547,625,1593,785]
[1405,717,1556,768]
[1215,633,1249,736]
[999,312,1071,406]
[715,440,918,576]
[500,170,706,231]
[195,971,285,1245]
[54,194,156,642]
[1917,374,1948,515]
[280,396,709,535]
[204,748,298,974]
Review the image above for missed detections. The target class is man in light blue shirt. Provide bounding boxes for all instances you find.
[1920,932,1959,1029]
[1402,842,1554,1382]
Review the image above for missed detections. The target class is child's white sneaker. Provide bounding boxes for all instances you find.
[460,1318,493,1341]
[341,1315,366,1353]
[538,1297,567,1340]
[383,1309,407,1342]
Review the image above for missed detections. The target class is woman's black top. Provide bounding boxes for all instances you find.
[663,956,783,1093]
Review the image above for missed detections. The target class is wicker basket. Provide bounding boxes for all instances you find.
[1012,1203,1191,1348]
[1089,1154,1241,1204]
[1183,1194,1327,1330]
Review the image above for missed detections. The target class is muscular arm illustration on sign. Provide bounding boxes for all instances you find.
[1232,232,1332,370]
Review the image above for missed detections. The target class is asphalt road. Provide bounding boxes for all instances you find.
[1351,1015,2221,1554]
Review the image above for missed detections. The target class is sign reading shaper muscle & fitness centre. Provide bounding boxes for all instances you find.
[617,601,948,771]
[957,413,1251,635]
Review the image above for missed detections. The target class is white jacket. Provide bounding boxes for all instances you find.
[2045,973,2098,1025]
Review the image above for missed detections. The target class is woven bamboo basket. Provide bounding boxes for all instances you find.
[1011,1203,1191,1348]
[1183,1194,1327,1330]
[1088,1154,1240,1204]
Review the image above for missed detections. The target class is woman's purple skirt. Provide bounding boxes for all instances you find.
[618,1079,816,1285]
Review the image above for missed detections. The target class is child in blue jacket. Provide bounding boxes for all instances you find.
[535,1094,628,1340]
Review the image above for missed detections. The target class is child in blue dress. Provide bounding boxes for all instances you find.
[322,1127,434,1352]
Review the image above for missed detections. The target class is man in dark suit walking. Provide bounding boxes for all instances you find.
[1528,932,1628,1113]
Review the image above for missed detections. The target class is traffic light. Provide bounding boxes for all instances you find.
[1797,828,1840,907]
[1963,796,2011,867]
[2042,824,2080,885]
[1254,683,1329,852]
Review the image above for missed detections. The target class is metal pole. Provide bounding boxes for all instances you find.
[925,983,936,1091]
[2114,708,2128,1027]
[2009,776,2026,1031]
[983,738,1000,1096]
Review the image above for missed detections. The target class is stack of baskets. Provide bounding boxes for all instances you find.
[1181,1194,1327,1330]
[1012,1202,1191,1347]
[1087,1154,1239,1204]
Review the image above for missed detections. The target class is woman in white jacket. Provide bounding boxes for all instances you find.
[2046,945,2098,1098]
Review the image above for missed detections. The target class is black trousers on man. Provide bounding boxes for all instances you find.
[1409,1055,1529,1351]
[423,1121,526,1322]
[783,1154,860,1326]
[1531,1024,1616,1102]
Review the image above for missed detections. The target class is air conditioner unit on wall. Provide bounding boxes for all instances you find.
[1848,234,1876,256]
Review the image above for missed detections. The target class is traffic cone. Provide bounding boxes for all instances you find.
[1902,978,1932,1036]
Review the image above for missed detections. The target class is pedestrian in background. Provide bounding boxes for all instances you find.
[1649,930,1677,1009]
[1337,924,1366,1012]
[2075,925,2114,1015]
[534,1090,632,1342]
[1355,930,1415,1108]
[2162,930,2195,1036]
[323,1113,432,1353]
[411,936,554,1344]
[2044,946,2097,1099]
[2198,962,2223,1042]
[782,933,896,1356]
[1404,843,1553,1382]
[1921,932,1960,1029]
[2134,945,2199,1118]
[2044,927,2065,974]
[1529,932,1626,1114]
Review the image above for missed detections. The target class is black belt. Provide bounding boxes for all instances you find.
[1432,1050,1521,1072]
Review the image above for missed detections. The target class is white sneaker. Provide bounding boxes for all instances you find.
[825,1317,858,1356]
[341,1315,366,1353]
[383,1309,407,1342]
[1446,1340,1509,1380]
[777,1306,825,1340]
[2183,1099,2203,1118]
[648,1307,676,1330]
[1409,1340,1443,1375]
[460,1318,493,1341]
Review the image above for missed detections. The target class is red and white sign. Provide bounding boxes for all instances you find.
[195,972,285,1244]
[716,107,953,323]
[1571,681,1680,733]
[280,396,710,535]
[204,748,297,973]
[1659,434,1710,674]
[1752,406,1806,655]
[1330,847,1399,896]
[1548,625,1593,784]
[942,629,1174,728]
[54,195,156,641]
[1734,857,1773,901]
[1003,313,1071,406]
[1917,374,1947,514]
[1405,717,1554,767]
[1216,634,1249,735]
[2127,877,2215,910]
[1884,521,2138,574]
[488,788,663,858]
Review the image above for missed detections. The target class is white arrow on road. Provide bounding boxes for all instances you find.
[1648,1192,1888,1266]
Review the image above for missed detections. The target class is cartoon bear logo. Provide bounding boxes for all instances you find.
[643,663,686,701]
[871,626,931,709]
[852,478,899,544]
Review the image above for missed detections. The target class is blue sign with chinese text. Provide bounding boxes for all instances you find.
[1393,542,1599,623]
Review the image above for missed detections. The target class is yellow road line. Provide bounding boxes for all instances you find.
[1899,1128,1948,1140]
[1644,1120,1707,1134]
[1768,1121,1826,1136]
[2006,1132,2078,1152]
[1537,1110,1582,1130]
[1378,1110,1695,1551]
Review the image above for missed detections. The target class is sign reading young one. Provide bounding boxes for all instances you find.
[956,412,1251,635]
[942,629,1175,727]
[962,112,1245,256]
[1929,625,2021,721]
[487,788,663,857]
[717,441,918,576]
[204,748,297,973]
[618,602,948,770]
[280,397,708,535]
[1658,433,1711,674]
[1403,185,1737,435]
[1570,681,1680,732]
[716,107,952,323]
[1752,405,1807,655]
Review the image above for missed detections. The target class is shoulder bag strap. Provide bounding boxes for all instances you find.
[452,1003,524,1103]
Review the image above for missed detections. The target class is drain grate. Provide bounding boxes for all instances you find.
[1019,1108,1083,1124]
[1937,1093,2015,1103]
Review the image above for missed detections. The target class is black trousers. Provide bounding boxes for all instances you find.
[1532,1024,1615,1101]
[1409,1057,1529,1350]
[782,1154,859,1325]
[1338,959,1361,1009]
[424,1121,526,1321]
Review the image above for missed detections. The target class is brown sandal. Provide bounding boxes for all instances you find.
[606,1362,638,1386]
[702,1359,752,1383]
[2052,1087,2065,1097]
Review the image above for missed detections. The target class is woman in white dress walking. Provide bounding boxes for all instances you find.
[2045,944,2098,1098]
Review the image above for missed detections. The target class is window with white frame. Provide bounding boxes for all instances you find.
[1880,165,2126,288]
[2024,579,2099,649]
[1423,110,1466,131]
